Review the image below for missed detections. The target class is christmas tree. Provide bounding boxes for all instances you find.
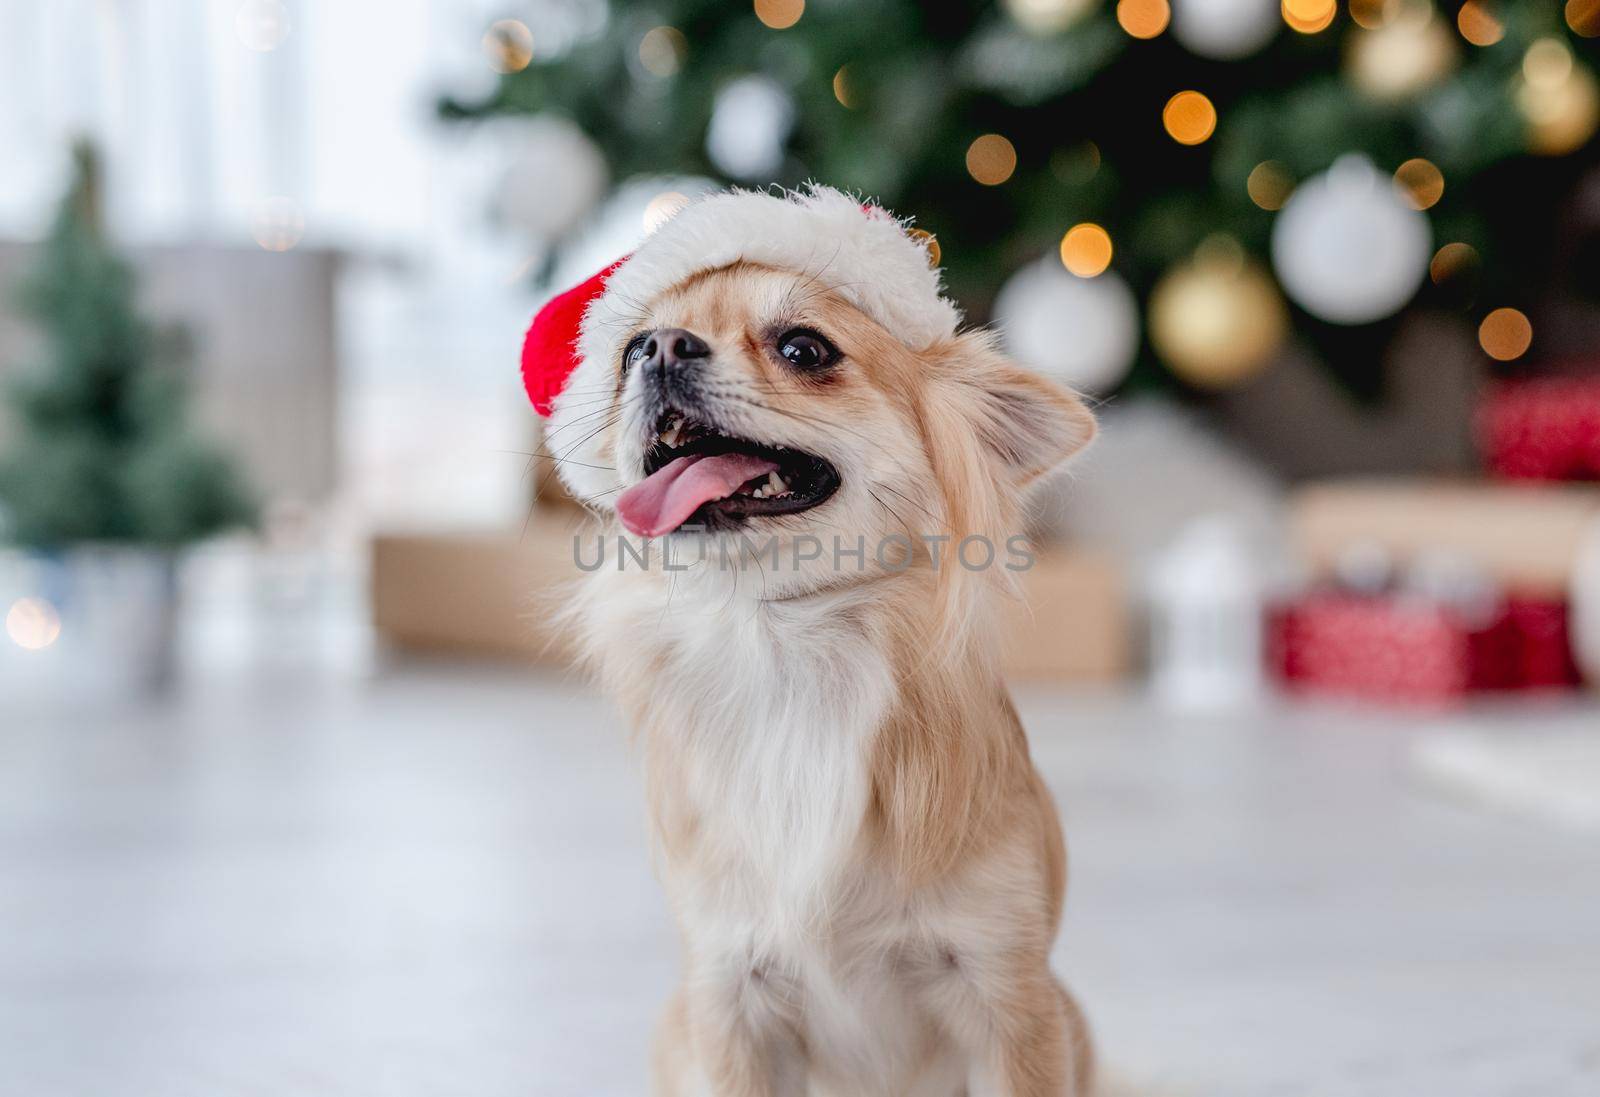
[0,142,256,548]
[442,0,1600,397]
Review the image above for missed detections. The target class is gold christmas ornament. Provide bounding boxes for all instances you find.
[1150,239,1289,388]
[1516,39,1600,156]
[1003,0,1098,35]
[1346,3,1458,101]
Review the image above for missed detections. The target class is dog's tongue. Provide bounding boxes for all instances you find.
[617,453,779,537]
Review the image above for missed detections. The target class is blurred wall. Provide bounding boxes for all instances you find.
[0,242,341,503]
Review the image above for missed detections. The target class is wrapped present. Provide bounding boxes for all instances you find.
[1478,376,1600,482]
[1270,592,1581,705]
[1271,593,1472,705]
[1469,598,1582,691]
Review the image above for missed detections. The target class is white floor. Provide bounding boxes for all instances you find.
[1,661,1597,1097]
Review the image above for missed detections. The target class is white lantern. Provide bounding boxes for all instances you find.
[1146,517,1265,710]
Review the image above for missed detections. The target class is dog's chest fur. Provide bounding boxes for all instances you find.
[583,573,966,1090]
[589,572,894,899]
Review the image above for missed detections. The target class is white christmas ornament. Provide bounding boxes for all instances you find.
[1271,154,1431,324]
[495,116,608,240]
[1170,0,1279,60]
[706,76,796,180]
[994,259,1139,393]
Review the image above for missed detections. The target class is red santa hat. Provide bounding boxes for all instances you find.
[521,185,959,498]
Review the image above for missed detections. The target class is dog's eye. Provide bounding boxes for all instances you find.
[622,334,649,373]
[776,329,837,372]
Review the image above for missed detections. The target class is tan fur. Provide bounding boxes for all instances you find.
[562,264,1097,1096]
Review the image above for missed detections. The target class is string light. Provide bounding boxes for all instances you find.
[907,228,941,267]
[1394,158,1444,209]
[754,0,805,30]
[966,134,1018,186]
[483,19,534,73]
[1568,0,1600,37]
[638,26,687,77]
[1060,223,1114,277]
[1163,91,1217,145]
[6,597,61,651]
[1479,308,1532,360]
[1524,37,1573,87]
[643,191,690,232]
[1282,0,1336,34]
[252,197,304,251]
[1348,0,1393,30]
[1116,0,1170,38]
[1247,161,1293,210]
[1003,0,1097,35]
[1456,2,1503,46]
[1429,242,1479,284]
[832,66,854,108]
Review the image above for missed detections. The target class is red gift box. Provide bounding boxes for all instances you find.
[1270,593,1580,705]
[1478,376,1600,482]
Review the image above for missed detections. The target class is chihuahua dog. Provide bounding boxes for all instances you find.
[530,188,1096,1096]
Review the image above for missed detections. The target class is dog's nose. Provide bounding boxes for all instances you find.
[643,328,711,374]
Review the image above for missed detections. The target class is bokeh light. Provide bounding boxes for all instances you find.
[1163,91,1217,145]
[638,26,687,77]
[1282,0,1336,34]
[1479,307,1533,360]
[754,0,805,30]
[1060,223,1114,277]
[6,597,61,651]
[1117,0,1171,39]
[1348,0,1392,30]
[643,191,690,232]
[1518,38,1600,155]
[1247,161,1293,210]
[252,197,304,252]
[1004,0,1098,35]
[483,20,534,73]
[1456,2,1503,46]
[966,134,1018,185]
[1429,242,1479,284]
[235,0,290,52]
[1394,158,1444,209]
[832,66,854,108]
[1524,37,1573,88]
[1569,0,1600,37]
[907,227,941,267]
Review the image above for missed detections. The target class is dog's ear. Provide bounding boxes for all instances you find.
[932,332,1096,487]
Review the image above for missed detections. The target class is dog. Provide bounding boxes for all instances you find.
[527,187,1097,1096]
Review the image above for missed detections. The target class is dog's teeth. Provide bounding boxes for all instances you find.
[660,421,682,447]
[767,472,788,495]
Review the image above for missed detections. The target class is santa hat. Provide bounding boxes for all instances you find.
[523,185,960,498]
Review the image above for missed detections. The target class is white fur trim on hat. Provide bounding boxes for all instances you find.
[548,185,959,499]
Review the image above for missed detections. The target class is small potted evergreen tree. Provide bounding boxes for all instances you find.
[0,142,256,692]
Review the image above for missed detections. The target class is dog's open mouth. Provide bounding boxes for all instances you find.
[615,411,841,538]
